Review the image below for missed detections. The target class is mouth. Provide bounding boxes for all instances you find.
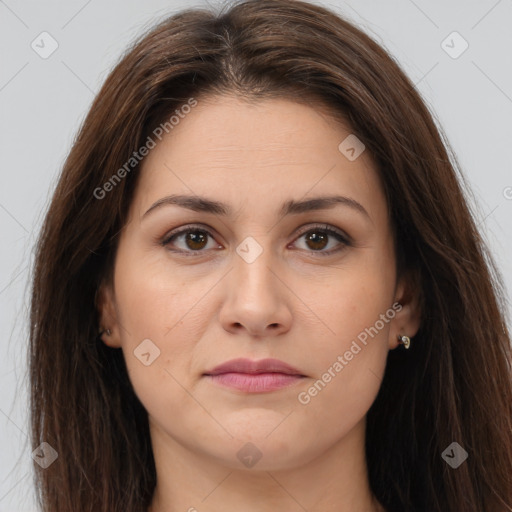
[203,358,306,393]
[203,372,305,393]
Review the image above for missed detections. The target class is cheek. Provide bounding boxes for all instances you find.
[294,298,390,447]
[112,247,224,414]
[113,243,204,339]
[302,256,394,354]
[294,251,394,413]
[111,250,185,396]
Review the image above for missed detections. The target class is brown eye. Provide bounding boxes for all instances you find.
[162,226,219,254]
[161,223,350,257]
[182,230,208,250]
[293,224,350,256]
[304,231,329,251]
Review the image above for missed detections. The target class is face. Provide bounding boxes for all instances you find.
[98,94,419,471]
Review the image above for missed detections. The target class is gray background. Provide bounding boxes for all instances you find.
[1,0,511,510]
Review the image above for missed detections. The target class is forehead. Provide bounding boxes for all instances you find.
[131,94,385,222]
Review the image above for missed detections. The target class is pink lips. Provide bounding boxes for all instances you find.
[203,358,305,393]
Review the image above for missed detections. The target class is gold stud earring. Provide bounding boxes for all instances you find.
[397,334,411,349]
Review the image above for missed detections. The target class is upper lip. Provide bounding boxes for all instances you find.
[204,358,304,376]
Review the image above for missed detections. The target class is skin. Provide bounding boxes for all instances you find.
[97,94,421,512]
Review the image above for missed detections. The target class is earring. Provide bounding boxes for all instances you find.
[397,334,411,349]
[100,328,111,336]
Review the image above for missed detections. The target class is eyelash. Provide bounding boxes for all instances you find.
[160,223,351,257]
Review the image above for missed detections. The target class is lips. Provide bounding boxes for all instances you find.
[203,358,305,393]
[204,357,304,377]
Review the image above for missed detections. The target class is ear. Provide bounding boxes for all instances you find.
[388,268,422,350]
[95,281,122,348]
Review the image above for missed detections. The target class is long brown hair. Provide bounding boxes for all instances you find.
[29,1,512,510]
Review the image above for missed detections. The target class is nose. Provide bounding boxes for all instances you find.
[218,244,293,338]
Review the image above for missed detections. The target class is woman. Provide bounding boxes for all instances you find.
[29,0,512,511]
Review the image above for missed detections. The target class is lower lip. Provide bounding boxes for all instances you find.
[204,372,304,392]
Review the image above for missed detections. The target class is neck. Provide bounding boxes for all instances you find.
[147,417,385,512]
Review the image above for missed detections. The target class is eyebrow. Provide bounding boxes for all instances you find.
[142,194,370,220]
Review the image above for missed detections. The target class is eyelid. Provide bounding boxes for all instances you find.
[290,223,352,257]
[160,223,221,249]
[160,222,352,256]
[293,223,352,244]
